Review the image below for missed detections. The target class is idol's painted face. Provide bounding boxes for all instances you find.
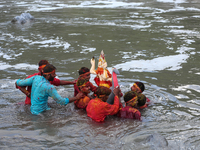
[98,61,107,69]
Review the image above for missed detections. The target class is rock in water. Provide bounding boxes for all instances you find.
[146,133,168,148]
[11,13,34,24]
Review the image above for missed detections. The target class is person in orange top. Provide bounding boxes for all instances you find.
[16,60,76,105]
[131,82,150,109]
[74,78,92,109]
[86,86,121,122]
[117,91,146,120]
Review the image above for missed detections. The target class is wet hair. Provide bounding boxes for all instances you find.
[38,60,49,67]
[124,91,138,103]
[95,86,111,98]
[135,82,145,93]
[43,64,56,77]
[76,78,89,87]
[79,67,90,75]
[137,93,146,106]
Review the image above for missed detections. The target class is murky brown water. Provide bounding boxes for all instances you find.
[1,0,200,149]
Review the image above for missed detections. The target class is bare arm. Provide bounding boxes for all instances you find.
[15,82,30,97]
[60,80,76,85]
[68,92,84,103]
[90,58,96,74]
[19,87,31,98]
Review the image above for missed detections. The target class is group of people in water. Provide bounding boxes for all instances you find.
[15,58,150,122]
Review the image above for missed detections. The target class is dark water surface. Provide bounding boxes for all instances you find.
[1,0,200,149]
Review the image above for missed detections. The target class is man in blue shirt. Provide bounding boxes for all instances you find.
[16,64,83,115]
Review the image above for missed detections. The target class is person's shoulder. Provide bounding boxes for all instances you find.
[26,72,40,79]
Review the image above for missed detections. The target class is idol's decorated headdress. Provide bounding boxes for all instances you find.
[98,50,107,68]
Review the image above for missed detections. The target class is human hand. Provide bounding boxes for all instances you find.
[26,92,31,98]
[113,86,120,97]
[75,93,84,100]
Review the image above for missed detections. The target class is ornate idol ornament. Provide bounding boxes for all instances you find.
[90,50,112,88]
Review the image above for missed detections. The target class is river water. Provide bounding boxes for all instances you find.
[1,0,200,149]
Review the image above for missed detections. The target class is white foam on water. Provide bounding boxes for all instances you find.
[26,0,144,12]
[0,62,38,71]
[114,54,188,72]
[80,47,96,54]
[156,0,186,3]
[173,84,200,93]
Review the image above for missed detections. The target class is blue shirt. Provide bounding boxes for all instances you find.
[16,75,69,115]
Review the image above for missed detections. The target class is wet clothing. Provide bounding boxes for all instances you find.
[74,95,91,109]
[74,79,97,97]
[86,96,120,122]
[16,72,61,105]
[117,103,141,120]
[16,75,69,115]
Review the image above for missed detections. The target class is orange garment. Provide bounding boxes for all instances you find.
[74,95,91,109]
[86,96,120,122]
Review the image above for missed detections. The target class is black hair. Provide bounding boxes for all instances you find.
[137,93,146,106]
[78,67,90,75]
[43,64,56,77]
[95,86,111,98]
[135,82,145,92]
[38,60,49,67]
[123,91,137,102]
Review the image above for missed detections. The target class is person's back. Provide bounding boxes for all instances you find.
[86,86,120,122]
[29,75,50,114]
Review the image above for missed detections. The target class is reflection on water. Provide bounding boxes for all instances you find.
[1,0,200,149]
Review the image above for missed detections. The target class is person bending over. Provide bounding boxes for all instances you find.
[16,64,83,115]
[86,86,121,122]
